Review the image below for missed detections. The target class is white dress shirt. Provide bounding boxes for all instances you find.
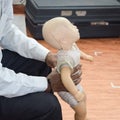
[0,0,49,98]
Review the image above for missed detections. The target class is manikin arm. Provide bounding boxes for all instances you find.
[73,43,93,62]
[80,50,93,62]
[60,66,82,102]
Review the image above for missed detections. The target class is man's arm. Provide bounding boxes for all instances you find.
[0,24,49,62]
[0,62,48,98]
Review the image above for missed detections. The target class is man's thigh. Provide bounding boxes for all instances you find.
[0,92,62,120]
[1,49,51,76]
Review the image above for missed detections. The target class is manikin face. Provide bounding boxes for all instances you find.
[42,17,80,50]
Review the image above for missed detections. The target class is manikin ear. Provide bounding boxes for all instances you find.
[43,25,62,49]
[52,26,74,50]
[51,32,63,49]
[51,30,67,49]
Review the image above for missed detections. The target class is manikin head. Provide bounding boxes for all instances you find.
[42,17,80,50]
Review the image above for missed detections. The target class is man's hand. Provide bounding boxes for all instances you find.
[45,52,57,68]
[71,64,82,85]
[47,69,66,92]
[47,64,82,92]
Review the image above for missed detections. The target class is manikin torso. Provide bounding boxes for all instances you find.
[57,43,81,73]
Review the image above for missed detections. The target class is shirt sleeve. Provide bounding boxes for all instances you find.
[1,0,49,61]
[0,62,48,98]
[0,23,49,62]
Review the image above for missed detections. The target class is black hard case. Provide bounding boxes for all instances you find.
[25,0,120,40]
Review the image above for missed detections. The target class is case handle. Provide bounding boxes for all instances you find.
[91,21,109,26]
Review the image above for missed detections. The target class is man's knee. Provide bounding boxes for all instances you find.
[28,92,62,120]
[39,93,62,120]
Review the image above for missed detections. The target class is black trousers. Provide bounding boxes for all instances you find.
[0,49,62,120]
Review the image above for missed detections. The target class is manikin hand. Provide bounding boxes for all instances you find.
[86,55,94,62]
[47,64,82,92]
[74,91,85,102]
